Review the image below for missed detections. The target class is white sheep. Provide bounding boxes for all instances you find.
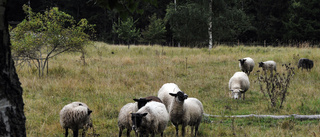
[157,83,181,112]
[118,102,138,137]
[258,60,277,72]
[131,101,169,137]
[169,91,204,137]
[60,102,92,137]
[229,72,250,100]
[238,57,255,75]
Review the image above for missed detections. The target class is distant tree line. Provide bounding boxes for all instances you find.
[7,0,320,47]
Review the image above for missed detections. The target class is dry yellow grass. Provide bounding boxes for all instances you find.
[17,42,320,136]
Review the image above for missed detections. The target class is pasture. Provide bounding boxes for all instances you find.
[18,42,320,136]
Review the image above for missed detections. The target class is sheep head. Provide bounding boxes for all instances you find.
[230,89,243,99]
[169,91,188,102]
[239,59,247,65]
[131,113,148,132]
[133,98,153,109]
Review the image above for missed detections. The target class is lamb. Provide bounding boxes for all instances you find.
[131,101,169,137]
[238,57,255,75]
[60,102,93,137]
[259,60,277,72]
[118,102,138,137]
[298,58,314,71]
[169,91,204,137]
[229,72,250,100]
[133,96,163,109]
[157,83,181,111]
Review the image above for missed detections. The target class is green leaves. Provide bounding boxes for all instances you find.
[141,13,166,45]
[112,17,140,44]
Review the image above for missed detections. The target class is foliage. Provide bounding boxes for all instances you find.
[10,5,95,77]
[256,64,295,109]
[112,17,140,47]
[141,14,167,45]
[165,2,209,47]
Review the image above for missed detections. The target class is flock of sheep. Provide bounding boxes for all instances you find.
[59,57,313,137]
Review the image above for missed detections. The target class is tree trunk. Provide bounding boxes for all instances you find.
[208,0,213,49]
[0,0,26,136]
[204,113,320,120]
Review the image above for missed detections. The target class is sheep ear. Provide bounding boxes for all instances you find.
[146,99,152,102]
[229,89,233,91]
[142,113,148,117]
[169,93,177,97]
[133,99,139,102]
[184,94,188,99]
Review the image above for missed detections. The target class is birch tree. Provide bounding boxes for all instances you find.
[0,0,26,136]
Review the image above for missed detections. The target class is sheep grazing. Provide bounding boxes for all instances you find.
[157,83,181,112]
[60,102,93,137]
[298,58,314,71]
[133,96,163,109]
[229,72,250,100]
[118,102,138,137]
[239,57,255,75]
[169,91,204,137]
[259,60,277,72]
[131,102,169,137]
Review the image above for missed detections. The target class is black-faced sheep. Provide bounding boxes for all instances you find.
[239,57,255,75]
[259,60,277,72]
[169,91,204,137]
[298,58,314,71]
[133,96,163,109]
[157,83,181,112]
[118,102,138,137]
[131,101,169,137]
[229,72,250,100]
[60,102,92,137]
[118,96,160,137]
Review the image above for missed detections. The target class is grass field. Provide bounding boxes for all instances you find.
[17,42,320,136]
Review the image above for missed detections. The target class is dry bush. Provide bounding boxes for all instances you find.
[255,64,295,109]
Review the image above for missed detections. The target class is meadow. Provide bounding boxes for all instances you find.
[17,42,320,136]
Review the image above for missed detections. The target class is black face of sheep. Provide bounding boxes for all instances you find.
[239,59,246,65]
[133,98,153,109]
[131,113,148,132]
[258,62,264,67]
[169,91,188,102]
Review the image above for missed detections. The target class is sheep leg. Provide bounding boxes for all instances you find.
[73,129,79,137]
[174,124,179,137]
[191,126,194,135]
[194,125,199,137]
[182,125,186,137]
[160,132,163,137]
[65,128,68,137]
[126,128,131,137]
[118,128,123,137]
[243,93,245,100]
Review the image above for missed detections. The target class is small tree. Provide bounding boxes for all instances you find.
[141,14,166,45]
[256,64,295,109]
[112,17,140,49]
[11,5,95,77]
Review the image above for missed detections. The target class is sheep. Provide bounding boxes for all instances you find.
[258,60,277,72]
[169,91,204,137]
[118,96,162,137]
[238,57,255,75]
[118,102,139,137]
[131,101,169,137]
[133,96,163,109]
[298,58,314,71]
[60,102,93,137]
[229,72,250,100]
[157,83,181,112]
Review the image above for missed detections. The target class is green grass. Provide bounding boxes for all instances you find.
[17,42,320,136]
